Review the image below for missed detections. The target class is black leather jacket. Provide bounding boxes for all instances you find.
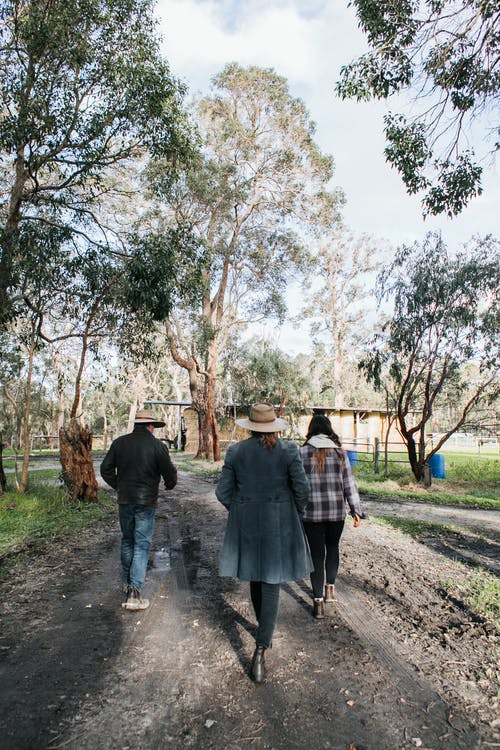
[100,425,177,506]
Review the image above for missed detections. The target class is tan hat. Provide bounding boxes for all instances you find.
[235,403,289,433]
[134,409,165,428]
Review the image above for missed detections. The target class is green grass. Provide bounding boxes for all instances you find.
[0,484,115,562]
[370,515,457,537]
[351,451,499,509]
[1,468,64,484]
[174,454,222,479]
[446,569,500,629]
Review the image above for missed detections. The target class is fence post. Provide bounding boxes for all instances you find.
[374,437,380,474]
[423,463,432,487]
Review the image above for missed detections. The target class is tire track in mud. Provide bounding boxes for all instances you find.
[334,579,475,744]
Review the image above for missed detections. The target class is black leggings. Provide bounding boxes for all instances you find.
[303,520,345,599]
[250,581,280,649]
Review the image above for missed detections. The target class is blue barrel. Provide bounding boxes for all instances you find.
[429,453,445,479]
[346,450,358,466]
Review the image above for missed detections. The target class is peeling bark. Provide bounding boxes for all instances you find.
[59,419,99,502]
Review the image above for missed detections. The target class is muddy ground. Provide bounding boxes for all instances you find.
[0,470,498,750]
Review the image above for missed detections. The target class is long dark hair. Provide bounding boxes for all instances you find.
[304,415,342,447]
[303,415,342,474]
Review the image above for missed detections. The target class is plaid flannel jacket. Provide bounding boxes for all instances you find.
[299,443,363,522]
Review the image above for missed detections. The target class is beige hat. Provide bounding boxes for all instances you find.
[235,403,289,433]
[134,409,165,428]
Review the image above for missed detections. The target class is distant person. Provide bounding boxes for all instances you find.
[100,410,177,611]
[299,414,364,619]
[216,403,312,683]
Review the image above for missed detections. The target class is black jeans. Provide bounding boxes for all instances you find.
[303,520,345,599]
[250,581,281,649]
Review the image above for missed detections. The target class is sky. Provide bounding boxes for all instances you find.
[153,0,499,351]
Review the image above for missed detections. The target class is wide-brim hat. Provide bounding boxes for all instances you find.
[235,403,289,433]
[134,409,165,428]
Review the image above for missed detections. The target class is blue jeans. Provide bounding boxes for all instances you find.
[118,504,156,591]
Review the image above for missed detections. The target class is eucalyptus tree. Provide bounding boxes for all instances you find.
[361,232,499,481]
[0,0,192,334]
[336,1,499,216]
[300,231,381,407]
[222,338,313,420]
[151,63,343,460]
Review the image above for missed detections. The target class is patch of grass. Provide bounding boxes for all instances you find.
[445,568,500,630]
[352,451,499,509]
[175,455,222,479]
[0,484,115,561]
[370,515,455,538]
[1,468,64,486]
[357,480,499,509]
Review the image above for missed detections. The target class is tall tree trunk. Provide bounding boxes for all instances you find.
[59,304,100,501]
[19,320,37,492]
[127,401,138,435]
[403,432,424,481]
[165,319,222,461]
[0,434,7,494]
[194,375,220,460]
[59,419,99,502]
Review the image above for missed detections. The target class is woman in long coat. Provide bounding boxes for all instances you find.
[216,403,312,683]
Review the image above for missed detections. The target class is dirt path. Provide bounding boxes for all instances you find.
[0,472,498,750]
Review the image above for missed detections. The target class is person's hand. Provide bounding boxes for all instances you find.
[353,514,362,528]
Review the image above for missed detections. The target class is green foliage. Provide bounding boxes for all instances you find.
[0,0,193,327]
[223,338,313,412]
[123,227,205,322]
[336,0,499,215]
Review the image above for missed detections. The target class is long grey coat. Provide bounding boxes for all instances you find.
[216,436,313,584]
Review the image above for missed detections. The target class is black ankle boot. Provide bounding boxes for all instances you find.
[250,647,266,683]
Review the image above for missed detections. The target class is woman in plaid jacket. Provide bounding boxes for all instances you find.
[299,414,364,619]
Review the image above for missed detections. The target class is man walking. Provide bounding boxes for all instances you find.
[100,409,177,611]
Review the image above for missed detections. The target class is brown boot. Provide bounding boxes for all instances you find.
[313,599,325,619]
[122,587,150,611]
[250,647,266,683]
[324,584,336,602]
